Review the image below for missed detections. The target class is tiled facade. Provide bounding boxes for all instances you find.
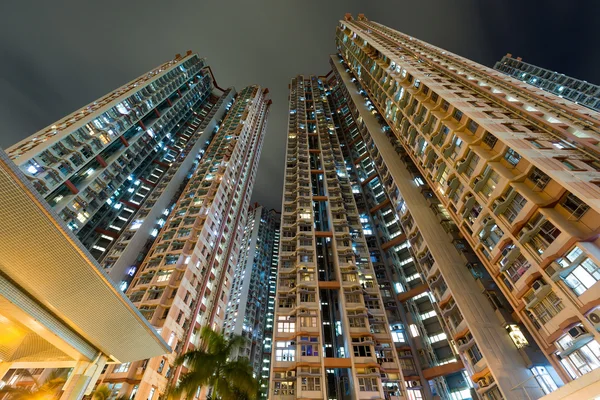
[223,204,280,395]
[494,54,600,112]
[330,13,600,400]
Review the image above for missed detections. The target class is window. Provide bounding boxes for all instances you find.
[176,311,184,324]
[449,136,464,160]
[484,386,504,400]
[482,132,498,149]
[562,159,582,171]
[300,292,315,302]
[527,167,550,189]
[353,345,372,357]
[467,120,479,134]
[529,139,546,149]
[300,337,319,356]
[504,148,521,166]
[391,330,405,343]
[504,255,530,283]
[530,291,564,324]
[273,381,295,395]
[299,312,317,328]
[560,192,590,219]
[409,324,420,337]
[528,219,560,255]
[301,377,321,391]
[275,341,295,361]
[466,343,483,365]
[502,192,527,222]
[277,316,296,333]
[365,299,381,309]
[480,170,500,198]
[345,291,361,303]
[349,315,366,328]
[561,250,600,296]
[464,152,480,177]
[113,362,130,373]
[358,377,379,392]
[531,366,558,395]
[129,291,144,302]
[558,339,600,378]
[429,332,447,343]
[453,109,464,121]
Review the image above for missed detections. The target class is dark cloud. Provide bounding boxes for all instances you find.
[1,0,598,210]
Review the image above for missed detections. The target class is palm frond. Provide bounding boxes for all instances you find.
[172,328,259,400]
[221,359,257,398]
[213,376,235,400]
[92,385,112,400]
[223,335,246,356]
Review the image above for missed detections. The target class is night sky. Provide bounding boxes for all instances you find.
[1,0,598,210]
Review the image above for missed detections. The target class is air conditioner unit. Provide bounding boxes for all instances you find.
[532,279,545,291]
[409,380,420,387]
[286,371,295,377]
[477,377,490,388]
[587,310,600,332]
[568,326,587,339]
[367,367,378,374]
[290,341,296,345]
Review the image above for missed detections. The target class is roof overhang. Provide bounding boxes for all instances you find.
[0,149,170,365]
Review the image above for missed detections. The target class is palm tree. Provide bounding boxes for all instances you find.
[91,385,112,400]
[0,369,69,400]
[170,327,258,400]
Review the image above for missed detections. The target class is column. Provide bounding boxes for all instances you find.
[60,355,107,400]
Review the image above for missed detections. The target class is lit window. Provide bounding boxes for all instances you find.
[391,330,405,343]
[131,219,143,230]
[409,324,419,337]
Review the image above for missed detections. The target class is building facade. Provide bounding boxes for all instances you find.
[5,53,271,400]
[271,74,405,399]
[328,65,471,400]
[328,13,600,400]
[5,51,234,290]
[96,85,270,399]
[494,54,600,112]
[261,209,280,397]
[223,204,280,394]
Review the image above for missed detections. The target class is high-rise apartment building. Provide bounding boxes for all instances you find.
[5,53,271,400]
[320,13,599,400]
[494,54,600,112]
[262,208,280,398]
[96,85,270,399]
[272,74,405,399]
[328,65,470,400]
[5,51,236,289]
[223,204,280,392]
